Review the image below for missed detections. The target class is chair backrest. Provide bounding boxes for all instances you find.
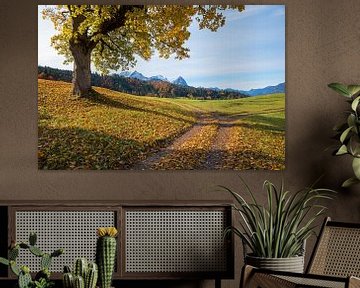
[307,217,360,277]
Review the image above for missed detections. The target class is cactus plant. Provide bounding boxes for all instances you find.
[19,268,32,288]
[35,268,50,282]
[0,257,9,266]
[9,246,19,260]
[63,272,74,288]
[96,227,118,288]
[62,259,98,288]
[29,233,37,246]
[85,262,98,288]
[73,275,85,288]
[10,260,21,276]
[0,232,63,288]
[29,246,44,257]
[40,253,52,270]
[74,258,88,279]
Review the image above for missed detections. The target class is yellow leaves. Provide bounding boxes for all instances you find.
[223,119,285,170]
[97,227,118,238]
[42,5,245,73]
[153,121,218,170]
[38,80,195,170]
[38,80,284,170]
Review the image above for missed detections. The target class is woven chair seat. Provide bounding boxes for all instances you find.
[241,218,360,288]
[277,275,347,288]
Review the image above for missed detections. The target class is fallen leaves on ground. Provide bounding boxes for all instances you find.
[152,122,218,170]
[222,119,285,170]
[38,79,196,169]
[38,79,285,170]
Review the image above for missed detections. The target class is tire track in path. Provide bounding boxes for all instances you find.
[132,113,212,170]
[132,112,238,170]
[202,115,235,169]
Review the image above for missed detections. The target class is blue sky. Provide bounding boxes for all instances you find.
[38,5,285,90]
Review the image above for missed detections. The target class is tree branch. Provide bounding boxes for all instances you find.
[100,39,116,52]
[97,5,144,36]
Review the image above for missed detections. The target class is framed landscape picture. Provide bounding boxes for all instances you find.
[38,5,285,170]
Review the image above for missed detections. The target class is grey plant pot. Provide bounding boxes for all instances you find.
[245,254,305,273]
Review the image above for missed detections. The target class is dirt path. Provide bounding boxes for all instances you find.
[133,114,211,170]
[133,112,237,170]
[202,116,234,169]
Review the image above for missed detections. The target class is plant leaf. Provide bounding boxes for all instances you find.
[336,144,348,155]
[10,261,20,276]
[352,157,360,179]
[328,83,351,97]
[333,122,348,132]
[349,135,360,157]
[347,85,360,97]
[347,114,356,128]
[0,257,9,266]
[340,127,352,143]
[342,177,360,188]
[351,96,360,111]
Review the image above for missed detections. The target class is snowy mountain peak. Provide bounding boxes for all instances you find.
[118,71,131,77]
[118,71,188,87]
[129,71,148,81]
[149,75,168,82]
[172,76,188,86]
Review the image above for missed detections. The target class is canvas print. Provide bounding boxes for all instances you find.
[38,5,285,170]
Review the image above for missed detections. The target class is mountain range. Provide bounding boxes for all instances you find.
[38,66,247,100]
[119,71,284,96]
[119,71,188,86]
[239,82,285,96]
[38,66,284,99]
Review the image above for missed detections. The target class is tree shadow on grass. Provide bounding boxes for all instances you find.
[38,123,285,170]
[38,126,178,170]
[227,113,285,134]
[84,89,195,125]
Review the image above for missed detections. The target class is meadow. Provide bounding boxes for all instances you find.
[38,79,285,170]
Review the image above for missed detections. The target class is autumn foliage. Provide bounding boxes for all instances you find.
[42,5,245,96]
[38,79,195,169]
[38,80,285,170]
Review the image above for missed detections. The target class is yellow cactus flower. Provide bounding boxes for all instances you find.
[97,227,118,237]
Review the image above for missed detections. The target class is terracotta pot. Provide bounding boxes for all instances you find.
[245,254,304,273]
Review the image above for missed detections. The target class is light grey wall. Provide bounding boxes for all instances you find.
[1,1,360,287]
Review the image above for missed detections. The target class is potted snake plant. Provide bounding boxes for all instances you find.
[222,179,334,273]
[328,83,360,187]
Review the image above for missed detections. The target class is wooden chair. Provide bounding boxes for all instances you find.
[241,217,360,288]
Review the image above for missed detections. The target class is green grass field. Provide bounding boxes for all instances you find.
[172,94,285,133]
[38,79,285,170]
[171,93,285,115]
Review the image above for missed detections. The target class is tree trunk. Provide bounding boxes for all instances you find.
[70,44,92,98]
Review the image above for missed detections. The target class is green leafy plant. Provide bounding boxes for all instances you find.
[32,278,54,288]
[0,232,63,288]
[222,179,334,258]
[328,83,360,187]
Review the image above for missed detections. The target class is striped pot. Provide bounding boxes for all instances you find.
[245,254,305,273]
